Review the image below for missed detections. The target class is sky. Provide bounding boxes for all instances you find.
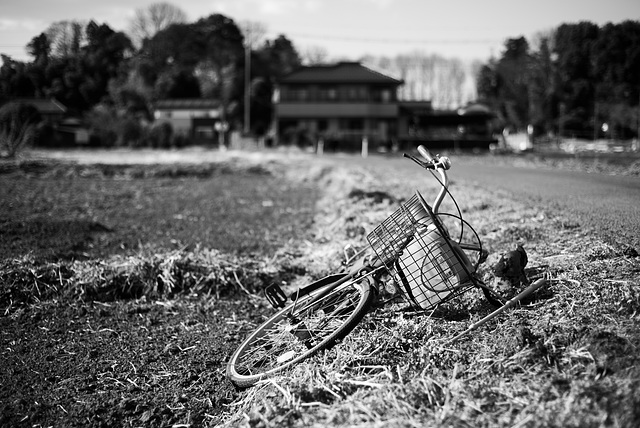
[1,0,640,64]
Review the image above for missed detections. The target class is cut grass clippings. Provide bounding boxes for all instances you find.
[0,248,305,308]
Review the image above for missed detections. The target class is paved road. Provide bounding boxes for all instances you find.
[335,155,640,249]
[453,160,640,249]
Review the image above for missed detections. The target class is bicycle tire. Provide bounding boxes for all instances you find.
[226,276,374,387]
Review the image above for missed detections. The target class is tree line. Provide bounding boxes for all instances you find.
[1,5,639,148]
[477,21,640,140]
[0,3,301,148]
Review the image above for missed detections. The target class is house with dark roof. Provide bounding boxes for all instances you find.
[1,98,92,146]
[273,61,496,151]
[274,61,404,150]
[4,98,67,123]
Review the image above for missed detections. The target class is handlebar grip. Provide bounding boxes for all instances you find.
[417,145,434,162]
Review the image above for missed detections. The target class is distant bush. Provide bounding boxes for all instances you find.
[0,103,41,158]
[85,105,119,146]
[85,105,149,147]
[34,122,55,147]
[121,117,144,147]
[85,105,194,148]
[146,122,174,148]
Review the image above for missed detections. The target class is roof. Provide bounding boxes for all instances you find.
[279,62,404,85]
[8,98,66,115]
[155,99,221,110]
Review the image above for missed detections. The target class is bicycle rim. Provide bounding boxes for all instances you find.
[226,277,373,387]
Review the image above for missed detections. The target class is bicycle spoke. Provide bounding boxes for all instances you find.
[228,276,373,386]
[236,287,362,373]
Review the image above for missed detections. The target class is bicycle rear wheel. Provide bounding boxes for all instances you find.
[227,276,373,387]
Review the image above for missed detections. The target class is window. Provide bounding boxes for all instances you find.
[372,88,392,102]
[318,86,338,101]
[296,88,309,101]
[358,86,368,100]
[347,87,357,100]
[280,87,309,101]
[344,85,368,101]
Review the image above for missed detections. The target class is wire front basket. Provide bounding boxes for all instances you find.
[367,191,478,310]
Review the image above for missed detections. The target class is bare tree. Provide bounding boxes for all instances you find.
[46,20,86,58]
[239,20,267,49]
[444,59,467,108]
[128,2,187,47]
[364,52,477,108]
[301,46,329,65]
[394,54,412,100]
[529,28,557,53]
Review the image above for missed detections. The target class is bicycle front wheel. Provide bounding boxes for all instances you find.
[227,276,373,387]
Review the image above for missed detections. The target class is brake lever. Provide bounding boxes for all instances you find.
[403,153,432,169]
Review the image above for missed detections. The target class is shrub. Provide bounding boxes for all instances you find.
[121,117,143,147]
[34,122,54,147]
[85,105,120,146]
[86,104,146,147]
[0,103,41,158]
[147,121,173,148]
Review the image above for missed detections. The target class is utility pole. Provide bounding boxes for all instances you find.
[244,44,250,135]
[240,21,266,137]
[558,103,565,148]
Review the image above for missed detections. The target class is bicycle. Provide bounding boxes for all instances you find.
[226,146,546,388]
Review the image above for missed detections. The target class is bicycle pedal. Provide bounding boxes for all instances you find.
[264,283,287,309]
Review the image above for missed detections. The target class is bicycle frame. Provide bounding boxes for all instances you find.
[230,147,548,387]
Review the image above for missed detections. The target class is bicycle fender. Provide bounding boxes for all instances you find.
[290,274,348,301]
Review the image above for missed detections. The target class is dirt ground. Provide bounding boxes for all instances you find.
[1,295,261,427]
[1,153,318,427]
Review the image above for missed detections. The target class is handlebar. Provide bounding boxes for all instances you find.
[403,145,451,171]
[403,145,450,213]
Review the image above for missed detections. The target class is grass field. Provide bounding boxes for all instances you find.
[1,148,639,427]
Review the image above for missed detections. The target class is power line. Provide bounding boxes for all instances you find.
[272,32,503,45]
[0,32,504,49]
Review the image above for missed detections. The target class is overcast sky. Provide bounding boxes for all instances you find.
[1,0,639,63]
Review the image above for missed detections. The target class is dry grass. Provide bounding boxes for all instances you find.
[2,149,638,427]
[0,248,304,310]
[219,153,640,428]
